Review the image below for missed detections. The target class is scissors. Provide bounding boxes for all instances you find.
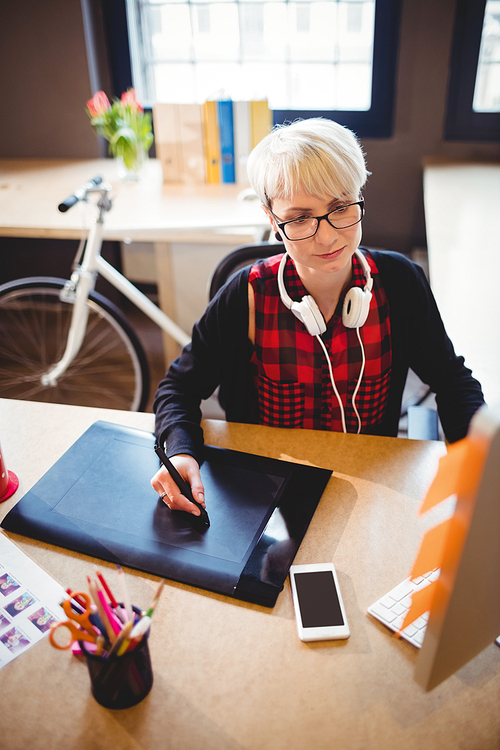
[49,592,98,650]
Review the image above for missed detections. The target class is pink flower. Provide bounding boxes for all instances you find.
[121,89,143,112]
[87,91,111,117]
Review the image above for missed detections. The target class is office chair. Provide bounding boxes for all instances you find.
[208,242,279,301]
[208,242,439,440]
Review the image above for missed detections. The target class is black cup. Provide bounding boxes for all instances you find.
[80,605,153,709]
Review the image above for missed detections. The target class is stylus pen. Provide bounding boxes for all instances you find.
[154,444,210,527]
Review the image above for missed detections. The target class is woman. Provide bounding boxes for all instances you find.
[151,118,484,517]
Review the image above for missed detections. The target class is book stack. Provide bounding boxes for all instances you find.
[154,100,272,185]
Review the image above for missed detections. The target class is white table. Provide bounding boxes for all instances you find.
[423,160,500,407]
[0,158,268,242]
[0,158,270,362]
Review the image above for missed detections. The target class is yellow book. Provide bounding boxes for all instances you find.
[202,101,220,184]
[250,100,272,149]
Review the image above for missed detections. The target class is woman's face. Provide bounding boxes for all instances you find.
[265,189,362,281]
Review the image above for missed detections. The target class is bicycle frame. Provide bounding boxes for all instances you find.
[41,185,190,387]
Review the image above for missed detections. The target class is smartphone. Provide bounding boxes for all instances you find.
[290,563,350,642]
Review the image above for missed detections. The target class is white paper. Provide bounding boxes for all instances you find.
[0,532,65,668]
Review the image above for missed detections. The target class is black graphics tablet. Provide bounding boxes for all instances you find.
[2,421,332,607]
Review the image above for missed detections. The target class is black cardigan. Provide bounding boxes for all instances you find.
[154,249,484,461]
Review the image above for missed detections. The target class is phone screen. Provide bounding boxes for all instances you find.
[294,570,344,628]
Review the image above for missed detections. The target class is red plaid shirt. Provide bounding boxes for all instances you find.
[249,251,392,432]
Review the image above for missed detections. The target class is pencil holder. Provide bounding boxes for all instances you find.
[80,606,153,709]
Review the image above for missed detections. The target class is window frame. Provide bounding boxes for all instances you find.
[445,0,500,141]
[273,0,402,137]
[101,0,402,139]
[101,0,134,99]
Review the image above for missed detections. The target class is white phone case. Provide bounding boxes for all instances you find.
[290,563,350,642]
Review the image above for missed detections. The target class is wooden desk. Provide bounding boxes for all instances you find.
[0,398,498,749]
[423,160,500,407]
[0,158,270,362]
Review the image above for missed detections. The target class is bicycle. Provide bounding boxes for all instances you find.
[0,176,190,411]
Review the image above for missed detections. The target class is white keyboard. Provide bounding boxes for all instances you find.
[368,570,500,649]
[367,569,440,648]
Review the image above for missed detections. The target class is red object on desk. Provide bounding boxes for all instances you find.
[0,442,18,502]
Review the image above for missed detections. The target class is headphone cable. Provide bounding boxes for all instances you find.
[351,327,366,434]
[315,329,366,435]
[315,335,347,433]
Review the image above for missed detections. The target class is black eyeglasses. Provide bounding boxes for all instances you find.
[274,200,364,241]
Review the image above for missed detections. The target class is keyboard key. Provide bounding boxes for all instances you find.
[390,579,415,601]
[380,593,397,608]
[393,615,405,630]
[368,601,399,624]
[391,602,408,617]
[423,568,440,579]
[413,629,426,646]
[402,623,418,637]
[413,615,428,630]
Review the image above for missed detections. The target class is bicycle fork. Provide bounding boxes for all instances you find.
[40,219,102,387]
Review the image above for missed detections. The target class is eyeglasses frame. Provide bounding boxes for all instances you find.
[273,200,365,241]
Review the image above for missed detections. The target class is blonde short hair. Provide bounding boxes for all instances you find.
[246,117,369,208]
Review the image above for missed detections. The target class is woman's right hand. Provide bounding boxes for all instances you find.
[150,454,206,516]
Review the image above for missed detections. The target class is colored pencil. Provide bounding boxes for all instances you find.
[96,587,122,637]
[106,620,134,659]
[88,576,116,645]
[96,570,118,608]
[146,579,165,617]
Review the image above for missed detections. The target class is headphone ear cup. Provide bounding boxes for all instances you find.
[342,287,372,328]
[291,296,326,336]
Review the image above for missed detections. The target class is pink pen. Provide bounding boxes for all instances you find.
[96,587,122,636]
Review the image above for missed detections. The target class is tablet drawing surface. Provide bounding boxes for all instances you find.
[54,437,285,565]
[2,421,332,606]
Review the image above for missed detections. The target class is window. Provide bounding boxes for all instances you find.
[127,0,375,112]
[445,0,500,140]
[106,0,401,137]
[473,0,500,112]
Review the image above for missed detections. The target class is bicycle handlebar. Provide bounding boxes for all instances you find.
[58,175,103,212]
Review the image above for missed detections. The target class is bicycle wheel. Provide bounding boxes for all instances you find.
[0,277,150,411]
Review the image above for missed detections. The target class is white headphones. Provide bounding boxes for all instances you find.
[277,249,373,335]
[276,250,372,433]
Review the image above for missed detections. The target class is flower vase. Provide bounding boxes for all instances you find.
[116,147,147,182]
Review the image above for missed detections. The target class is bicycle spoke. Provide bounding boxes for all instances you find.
[0,283,147,410]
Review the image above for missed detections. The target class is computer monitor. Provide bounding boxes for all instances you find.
[415,404,500,690]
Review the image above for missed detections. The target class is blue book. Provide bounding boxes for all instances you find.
[217,99,235,183]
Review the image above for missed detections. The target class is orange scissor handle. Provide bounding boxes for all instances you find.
[61,591,95,635]
[49,619,97,650]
